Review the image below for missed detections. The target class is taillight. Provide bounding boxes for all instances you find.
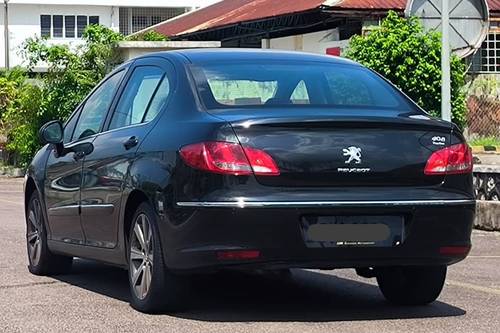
[439,246,471,256]
[424,143,473,175]
[179,141,280,176]
[217,250,260,260]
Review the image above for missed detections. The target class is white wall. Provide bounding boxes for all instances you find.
[262,29,350,55]
[0,1,221,68]
[0,4,117,68]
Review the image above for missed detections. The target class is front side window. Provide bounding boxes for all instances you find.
[109,66,166,130]
[63,109,80,144]
[73,71,124,141]
[193,62,413,111]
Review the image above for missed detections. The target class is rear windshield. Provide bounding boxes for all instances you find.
[191,61,413,111]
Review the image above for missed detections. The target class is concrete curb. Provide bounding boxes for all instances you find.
[475,201,500,231]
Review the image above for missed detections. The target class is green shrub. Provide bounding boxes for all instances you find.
[127,30,169,41]
[344,11,467,128]
[0,71,42,166]
[0,25,124,167]
[469,136,500,147]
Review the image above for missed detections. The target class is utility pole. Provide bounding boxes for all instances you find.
[3,0,9,70]
[441,0,451,121]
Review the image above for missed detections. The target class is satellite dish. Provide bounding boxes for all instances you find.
[406,0,490,58]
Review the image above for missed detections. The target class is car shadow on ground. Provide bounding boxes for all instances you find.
[53,259,466,322]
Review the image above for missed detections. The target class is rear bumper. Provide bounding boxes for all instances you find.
[163,200,475,271]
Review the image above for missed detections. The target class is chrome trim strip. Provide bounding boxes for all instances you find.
[81,204,114,216]
[48,205,79,216]
[176,199,475,208]
[80,204,115,209]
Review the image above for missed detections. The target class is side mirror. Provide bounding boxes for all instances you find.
[39,120,64,156]
[39,120,63,145]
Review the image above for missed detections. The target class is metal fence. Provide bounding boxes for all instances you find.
[474,168,500,201]
[465,74,500,144]
[466,94,500,139]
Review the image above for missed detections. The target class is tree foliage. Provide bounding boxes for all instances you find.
[0,69,42,165]
[344,11,467,128]
[23,25,123,121]
[0,25,123,166]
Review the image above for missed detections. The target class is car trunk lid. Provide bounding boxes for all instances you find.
[214,110,453,187]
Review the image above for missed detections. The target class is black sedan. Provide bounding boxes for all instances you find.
[24,49,475,313]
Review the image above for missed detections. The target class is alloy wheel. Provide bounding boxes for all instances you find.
[27,198,42,266]
[129,213,154,300]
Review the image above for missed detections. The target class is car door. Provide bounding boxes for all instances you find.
[80,57,174,248]
[44,69,126,244]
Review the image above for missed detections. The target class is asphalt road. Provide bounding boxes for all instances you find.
[1,177,499,333]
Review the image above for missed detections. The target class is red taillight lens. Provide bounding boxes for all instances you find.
[179,141,280,176]
[424,143,473,175]
[217,250,261,260]
[439,246,471,256]
[242,146,280,175]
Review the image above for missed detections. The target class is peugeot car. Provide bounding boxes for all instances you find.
[24,49,475,313]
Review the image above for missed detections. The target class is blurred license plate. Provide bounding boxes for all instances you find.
[301,216,404,248]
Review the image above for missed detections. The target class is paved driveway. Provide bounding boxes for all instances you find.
[1,178,499,333]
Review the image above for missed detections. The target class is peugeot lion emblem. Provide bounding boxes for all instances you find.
[343,146,362,164]
[338,146,370,173]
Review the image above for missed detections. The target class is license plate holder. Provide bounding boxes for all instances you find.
[301,215,404,248]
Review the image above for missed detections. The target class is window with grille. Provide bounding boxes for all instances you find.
[40,15,51,37]
[77,16,88,38]
[470,22,500,73]
[39,15,100,39]
[89,16,100,25]
[119,7,188,35]
[53,15,63,38]
[65,16,75,38]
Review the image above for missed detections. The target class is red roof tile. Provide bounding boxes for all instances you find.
[153,0,499,37]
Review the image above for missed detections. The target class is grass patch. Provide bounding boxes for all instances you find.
[469,136,500,147]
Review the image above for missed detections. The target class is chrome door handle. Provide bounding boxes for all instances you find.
[73,151,85,161]
[123,136,139,150]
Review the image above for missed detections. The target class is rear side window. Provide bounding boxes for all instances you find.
[109,66,166,130]
[72,70,124,141]
[144,77,170,122]
[193,62,412,111]
[290,80,310,104]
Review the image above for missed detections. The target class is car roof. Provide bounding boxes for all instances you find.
[154,48,360,66]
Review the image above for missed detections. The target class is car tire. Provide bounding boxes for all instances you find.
[26,192,73,276]
[376,265,447,305]
[127,202,187,313]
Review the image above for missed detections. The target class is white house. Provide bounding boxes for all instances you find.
[0,0,220,69]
